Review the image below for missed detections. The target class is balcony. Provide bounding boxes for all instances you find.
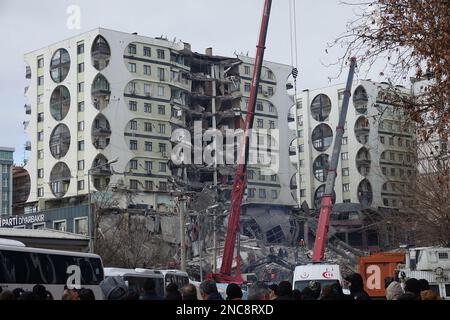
[92,126,111,136]
[24,104,31,115]
[90,166,112,176]
[25,141,31,151]
[25,66,31,79]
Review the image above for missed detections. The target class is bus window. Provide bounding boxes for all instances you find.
[0,249,103,285]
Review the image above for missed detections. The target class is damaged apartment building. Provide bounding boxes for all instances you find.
[21,28,299,258]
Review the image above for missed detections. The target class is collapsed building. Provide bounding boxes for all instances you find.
[21,28,389,275]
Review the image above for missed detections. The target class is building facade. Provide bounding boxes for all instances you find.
[291,80,415,210]
[23,28,296,219]
[0,147,14,216]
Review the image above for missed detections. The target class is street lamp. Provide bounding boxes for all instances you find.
[88,157,118,253]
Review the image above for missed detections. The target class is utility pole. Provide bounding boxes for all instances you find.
[179,196,187,272]
[211,64,218,274]
[199,211,203,282]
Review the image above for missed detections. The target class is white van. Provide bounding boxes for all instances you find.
[293,264,346,293]
[104,268,164,297]
[0,238,104,299]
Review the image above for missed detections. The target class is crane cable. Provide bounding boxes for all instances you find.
[289,0,299,83]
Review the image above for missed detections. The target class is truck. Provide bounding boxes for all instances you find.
[357,247,450,300]
[357,252,405,298]
[396,247,450,300]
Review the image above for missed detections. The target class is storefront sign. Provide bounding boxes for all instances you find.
[0,214,45,227]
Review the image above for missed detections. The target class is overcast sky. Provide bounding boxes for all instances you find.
[0,0,374,165]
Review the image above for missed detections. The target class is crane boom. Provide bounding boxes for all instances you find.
[209,0,273,283]
[311,57,357,263]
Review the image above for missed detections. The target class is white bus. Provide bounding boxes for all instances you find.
[0,238,104,299]
[104,268,165,297]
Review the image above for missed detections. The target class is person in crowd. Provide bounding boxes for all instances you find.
[385,281,403,300]
[126,291,141,300]
[398,278,421,300]
[308,281,322,300]
[418,279,430,291]
[32,284,48,300]
[140,278,163,300]
[62,288,80,300]
[331,281,350,300]
[292,289,302,300]
[199,280,223,300]
[301,286,316,300]
[420,290,441,300]
[12,288,24,300]
[0,290,16,300]
[165,282,182,300]
[268,284,278,300]
[319,285,334,300]
[344,273,371,300]
[181,284,198,300]
[275,281,294,300]
[226,283,243,300]
[18,291,35,300]
[248,286,270,300]
[384,277,394,290]
[78,288,95,300]
[45,290,54,300]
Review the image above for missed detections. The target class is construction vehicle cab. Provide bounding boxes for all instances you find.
[396,247,450,300]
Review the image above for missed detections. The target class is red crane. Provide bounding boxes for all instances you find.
[208,0,273,284]
[311,57,357,262]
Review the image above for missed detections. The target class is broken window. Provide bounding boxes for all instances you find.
[266,225,285,243]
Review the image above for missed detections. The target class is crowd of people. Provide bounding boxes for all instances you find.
[0,272,443,301]
[0,285,95,300]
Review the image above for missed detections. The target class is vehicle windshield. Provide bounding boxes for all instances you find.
[125,276,164,296]
[294,280,339,291]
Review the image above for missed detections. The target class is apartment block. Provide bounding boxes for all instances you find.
[291,80,416,210]
[0,147,14,215]
[23,28,296,218]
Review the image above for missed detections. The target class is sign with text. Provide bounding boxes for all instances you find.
[0,214,45,228]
